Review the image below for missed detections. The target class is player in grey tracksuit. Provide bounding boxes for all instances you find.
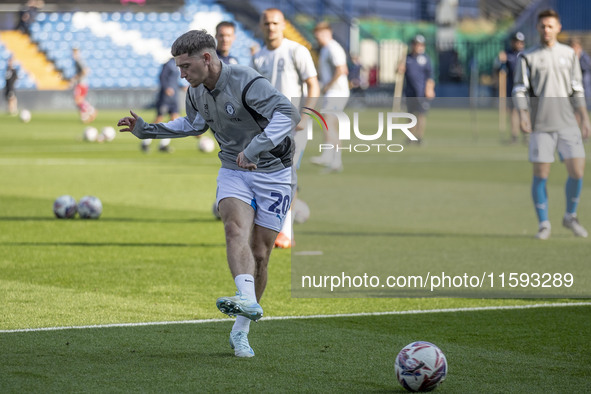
[117,30,300,358]
[513,9,590,240]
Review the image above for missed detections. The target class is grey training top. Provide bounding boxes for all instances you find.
[513,42,585,132]
[131,62,301,173]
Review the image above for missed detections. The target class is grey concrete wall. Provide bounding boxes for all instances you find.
[13,88,162,111]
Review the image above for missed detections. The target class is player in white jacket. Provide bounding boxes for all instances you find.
[251,8,320,248]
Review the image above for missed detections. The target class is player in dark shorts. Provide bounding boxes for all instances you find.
[4,56,18,115]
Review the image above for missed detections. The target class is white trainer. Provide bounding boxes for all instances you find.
[216,292,263,321]
[563,215,588,238]
[229,330,254,358]
[310,153,332,166]
[535,222,551,240]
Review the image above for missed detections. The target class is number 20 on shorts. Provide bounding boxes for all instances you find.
[268,192,290,215]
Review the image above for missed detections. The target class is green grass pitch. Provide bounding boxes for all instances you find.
[0,109,589,392]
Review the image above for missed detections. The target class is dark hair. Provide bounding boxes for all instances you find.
[537,9,560,22]
[569,36,582,46]
[171,30,216,57]
[314,21,332,32]
[216,21,235,34]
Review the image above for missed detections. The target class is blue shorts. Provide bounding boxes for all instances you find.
[156,94,179,116]
[215,167,295,232]
[406,97,430,114]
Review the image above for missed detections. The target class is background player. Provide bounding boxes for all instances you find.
[215,21,238,65]
[398,34,435,145]
[569,37,591,109]
[71,47,97,123]
[513,9,590,239]
[495,31,526,144]
[4,56,18,116]
[309,21,350,172]
[251,7,320,248]
[141,57,181,153]
[117,29,299,358]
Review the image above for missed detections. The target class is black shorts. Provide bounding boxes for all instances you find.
[4,88,15,100]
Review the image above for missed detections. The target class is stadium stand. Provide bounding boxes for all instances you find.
[3,0,591,98]
[0,38,37,90]
[0,29,67,89]
[2,0,257,90]
[247,0,480,23]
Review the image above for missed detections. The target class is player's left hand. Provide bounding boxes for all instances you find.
[575,107,591,140]
[581,121,590,140]
[237,151,257,170]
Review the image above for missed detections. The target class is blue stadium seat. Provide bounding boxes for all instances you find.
[123,12,134,22]
[171,12,182,22]
[27,2,258,89]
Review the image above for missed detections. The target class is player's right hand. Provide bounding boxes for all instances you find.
[237,151,257,171]
[295,118,306,131]
[117,110,139,132]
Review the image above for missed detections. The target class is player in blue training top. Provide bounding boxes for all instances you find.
[141,58,182,153]
[569,37,591,109]
[513,9,591,240]
[399,34,435,145]
[117,30,299,358]
[495,31,526,143]
[215,21,238,65]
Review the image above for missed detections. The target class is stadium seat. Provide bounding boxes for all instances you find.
[25,0,258,89]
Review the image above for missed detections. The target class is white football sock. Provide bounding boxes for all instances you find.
[232,316,251,333]
[234,274,256,301]
[332,150,342,167]
[279,210,292,239]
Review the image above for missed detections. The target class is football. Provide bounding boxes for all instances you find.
[292,198,310,224]
[78,195,103,219]
[198,135,216,153]
[395,341,447,392]
[53,195,77,219]
[83,126,98,142]
[19,109,32,123]
[99,126,116,142]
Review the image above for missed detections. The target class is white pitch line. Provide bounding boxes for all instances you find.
[1,302,590,334]
[294,251,324,256]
